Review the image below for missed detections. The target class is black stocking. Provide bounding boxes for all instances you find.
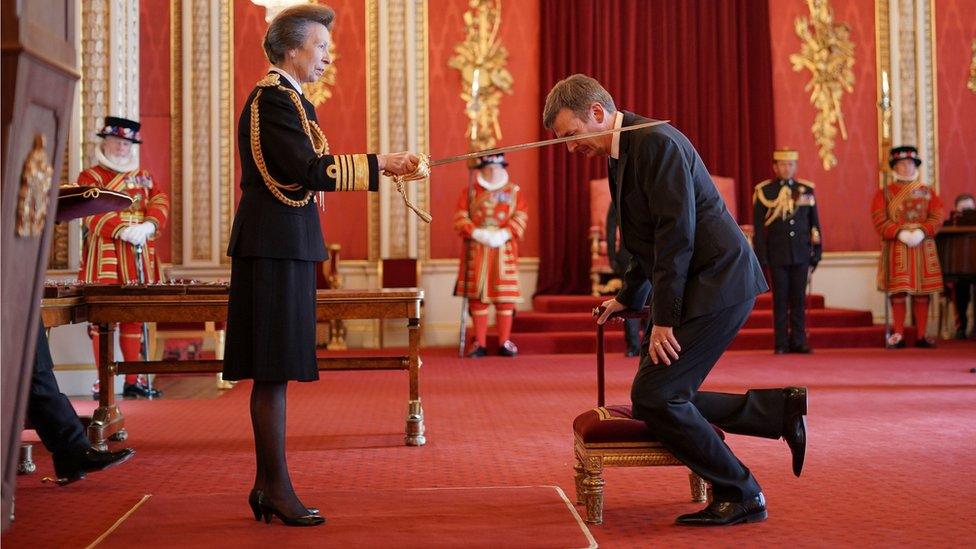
[250,381,306,517]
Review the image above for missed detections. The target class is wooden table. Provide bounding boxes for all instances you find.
[41,285,426,449]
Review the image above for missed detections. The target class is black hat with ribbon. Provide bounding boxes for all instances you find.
[474,153,508,169]
[97,116,142,144]
[888,145,921,168]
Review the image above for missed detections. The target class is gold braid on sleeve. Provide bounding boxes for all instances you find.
[249,85,331,207]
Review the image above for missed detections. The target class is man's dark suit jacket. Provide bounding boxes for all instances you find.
[612,111,768,327]
[228,72,379,262]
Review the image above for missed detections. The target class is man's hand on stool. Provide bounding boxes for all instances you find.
[596,298,626,325]
[649,325,681,366]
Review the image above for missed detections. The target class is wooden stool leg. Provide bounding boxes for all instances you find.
[582,458,605,524]
[689,472,708,503]
[573,458,585,505]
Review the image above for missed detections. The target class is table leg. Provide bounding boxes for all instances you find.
[88,323,124,450]
[405,316,425,446]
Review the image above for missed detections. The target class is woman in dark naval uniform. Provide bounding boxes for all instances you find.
[224,4,419,527]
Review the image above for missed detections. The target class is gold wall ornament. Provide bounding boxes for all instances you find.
[790,0,855,170]
[17,135,55,238]
[969,39,976,94]
[448,0,513,152]
[302,41,338,106]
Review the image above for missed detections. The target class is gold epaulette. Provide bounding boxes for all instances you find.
[797,178,815,189]
[256,72,281,88]
[754,179,773,190]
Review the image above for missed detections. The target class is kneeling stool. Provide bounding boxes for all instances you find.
[573,306,720,524]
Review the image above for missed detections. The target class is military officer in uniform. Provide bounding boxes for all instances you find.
[453,153,529,358]
[752,148,822,354]
[78,116,170,397]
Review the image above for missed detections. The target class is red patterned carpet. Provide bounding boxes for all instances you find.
[5,342,976,548]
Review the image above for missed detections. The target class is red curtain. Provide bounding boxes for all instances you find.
[537,0,775,295]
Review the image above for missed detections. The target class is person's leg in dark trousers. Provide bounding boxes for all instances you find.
[623,318,640,355]
[28,324,90,460]
[955,279,972,337]
[630,299,763,503]
[788,263,810,348]
[770,266,790,351]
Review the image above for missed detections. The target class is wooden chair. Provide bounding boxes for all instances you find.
[572,306,718,524]
[378,258,423,348]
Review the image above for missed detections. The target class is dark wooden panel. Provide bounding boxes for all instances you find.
[0,0,77,531]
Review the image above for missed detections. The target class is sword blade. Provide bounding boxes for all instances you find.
[429,120,668,167]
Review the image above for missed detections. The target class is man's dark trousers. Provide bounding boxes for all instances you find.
[28,323,90,458]
[770,263,810,349]
[631,298,787,502]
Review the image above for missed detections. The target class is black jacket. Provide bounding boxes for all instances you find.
[612,112,767,327]
[228,72,379,261]
[752,178,822,267]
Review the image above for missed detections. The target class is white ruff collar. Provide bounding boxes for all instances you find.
[477,172,508,191]
[96,146,138,173]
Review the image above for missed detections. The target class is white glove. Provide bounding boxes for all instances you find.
[117,225,144,246]
[471,228,492,246]
[897,230,913,246]
[489,228,512,248]
[910,228,926,247]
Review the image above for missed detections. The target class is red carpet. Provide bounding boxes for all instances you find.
[98,486,595,549]
[5,342,976,547]
[493,294,906,354]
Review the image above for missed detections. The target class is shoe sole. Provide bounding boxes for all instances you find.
[675,509,768,527]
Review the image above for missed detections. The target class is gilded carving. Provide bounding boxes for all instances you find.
[191,0,213,261]
[18,136,54,238]
[448,0,513,152]
[171,1,184,263]
[970,40,976,93]
[367,0,381,261]
[388,0,409,258]
[790,0,855,170]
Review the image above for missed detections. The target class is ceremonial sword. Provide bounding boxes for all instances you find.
[427,120,668,167]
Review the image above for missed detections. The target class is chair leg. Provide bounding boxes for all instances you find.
[689,472,708,503]
[581,459,605,524]
[573,458,585,505]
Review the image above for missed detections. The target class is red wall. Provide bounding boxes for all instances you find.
[235,0,370,258]
[769,0,879,252]
[427,0,540,259]
[935,0,976,209]
[139,0,172,263]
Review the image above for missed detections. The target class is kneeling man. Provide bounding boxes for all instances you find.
[543,74,808,526]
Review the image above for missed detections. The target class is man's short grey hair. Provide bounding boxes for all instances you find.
[542,74,616,129]
[263,4,335,65]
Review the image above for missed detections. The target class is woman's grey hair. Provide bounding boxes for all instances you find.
[542,74,616,129]
[263,4,335,65]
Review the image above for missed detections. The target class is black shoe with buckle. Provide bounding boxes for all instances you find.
[498,340,518,357]
[466,344,487,358]
[789,344,813,354]
[123,383,162,399]
[52,447,135,486]
[675,493,767,526]
[783,386,808,477]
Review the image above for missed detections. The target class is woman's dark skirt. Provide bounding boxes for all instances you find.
[222,257,319,382]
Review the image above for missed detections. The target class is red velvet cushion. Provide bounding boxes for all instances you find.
[573,405,725,444]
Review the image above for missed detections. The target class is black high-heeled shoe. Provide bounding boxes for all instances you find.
[248,489,264,521]
[250,488,319,518]
[258,493,326,527]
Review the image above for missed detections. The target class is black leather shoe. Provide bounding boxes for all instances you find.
[123,382,162,398]
[466,344,487,358]
[498,340,518,357]
[53,447,134,485]
[915,337,936,348]
[258,493,326,527]
[675,493,767,526]
[774,347,789,355]
[789,344,813,354]
[783,386,808,477]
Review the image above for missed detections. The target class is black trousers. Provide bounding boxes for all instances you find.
[28,324,90,458]
[631,298,786,502]
[770,263,810,349]
[955,278,973,333]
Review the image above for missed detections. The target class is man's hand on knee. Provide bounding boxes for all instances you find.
[649,325,681,366]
